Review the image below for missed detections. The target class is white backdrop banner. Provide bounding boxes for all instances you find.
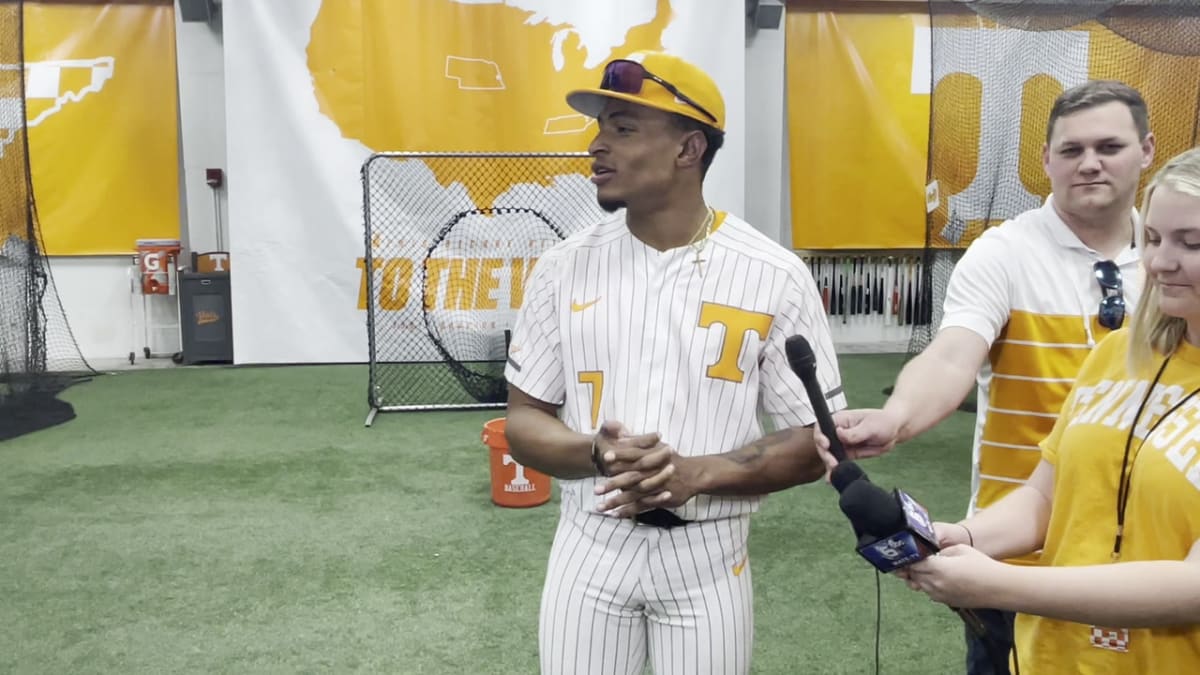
[225,0,745,363]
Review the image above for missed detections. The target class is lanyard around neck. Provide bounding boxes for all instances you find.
[1114,353,1200,560]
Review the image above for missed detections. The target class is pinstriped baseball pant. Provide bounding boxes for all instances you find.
[539,507,753,674]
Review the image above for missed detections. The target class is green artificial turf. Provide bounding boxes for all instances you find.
[0,355,976,673]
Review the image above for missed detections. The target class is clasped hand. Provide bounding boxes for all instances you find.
[591,420,697,518]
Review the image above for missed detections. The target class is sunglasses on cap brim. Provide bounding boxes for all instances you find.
[599,60,718,126]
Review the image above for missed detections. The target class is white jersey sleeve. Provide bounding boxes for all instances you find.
[505,248,566,405]
[759,263,846,429]
[940,229,1014,347]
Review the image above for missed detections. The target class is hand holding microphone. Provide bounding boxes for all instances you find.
[784,334,860,489]
[787,335,953,570]
[831,452,990,638]
[812,407,904,460]
[785,336,899,478]
[785,335,988,639]
[785,335,886,492]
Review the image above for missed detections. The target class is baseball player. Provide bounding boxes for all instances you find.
[504,51,846,675]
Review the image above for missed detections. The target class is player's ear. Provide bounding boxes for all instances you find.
[677,130,706,170]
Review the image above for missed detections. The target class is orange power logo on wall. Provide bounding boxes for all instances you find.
[312,0,677,312]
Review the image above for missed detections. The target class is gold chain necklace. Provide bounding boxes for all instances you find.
[687,207,715,274]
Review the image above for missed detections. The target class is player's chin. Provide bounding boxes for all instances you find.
[597,190,627,213]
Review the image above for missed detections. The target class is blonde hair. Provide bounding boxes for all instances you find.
[1129,147,1200,372]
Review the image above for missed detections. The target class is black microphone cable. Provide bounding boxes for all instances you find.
[874,568,881,675]
[871,569,1013,675]
[840,469,1014,674]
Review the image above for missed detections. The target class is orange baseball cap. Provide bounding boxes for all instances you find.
[566,51,725,132]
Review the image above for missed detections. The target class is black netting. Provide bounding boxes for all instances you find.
[1,0,94,441]
[1101,5,1200,57]
[422,206,569,404]
[965,0,1200,56]
[361,153,602,411]
[912,0,1200,357]
[965,0,1117,32]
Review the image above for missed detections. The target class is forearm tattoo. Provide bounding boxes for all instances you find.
[730,428,799,466]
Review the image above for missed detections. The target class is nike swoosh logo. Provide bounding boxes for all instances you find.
[571,297,601,312]
[732,554,748,577]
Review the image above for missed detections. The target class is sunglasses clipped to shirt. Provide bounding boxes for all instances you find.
[1094,260,1126,330]
[599,60,719,125]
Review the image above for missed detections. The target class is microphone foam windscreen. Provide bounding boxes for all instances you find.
[830,461,865,493]
[838,479,906,537]
[784,334,814,371]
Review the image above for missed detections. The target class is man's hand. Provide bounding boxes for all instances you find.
[812,408,904,463]
[589,421,676,517]
[594,452,703,517]
[593,420,661,474]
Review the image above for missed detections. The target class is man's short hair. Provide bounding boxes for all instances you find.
[1046,80,1150,143]
[669,113,725,178]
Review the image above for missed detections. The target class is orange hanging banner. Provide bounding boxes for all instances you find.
[786,8,931,250]
[23,1,181,255]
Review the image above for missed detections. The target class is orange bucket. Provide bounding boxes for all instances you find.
[481,417,551,508]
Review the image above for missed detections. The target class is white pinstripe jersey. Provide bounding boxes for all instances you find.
[940,195,1141,535]
[505,210,845,521]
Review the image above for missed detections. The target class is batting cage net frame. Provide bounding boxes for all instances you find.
[361,151,602,422]
[909,0,1200,360]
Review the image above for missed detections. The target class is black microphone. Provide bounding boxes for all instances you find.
[783,335,991,642]
[828,457,864,495]
[785,335,865,494]
[837,478,938,572]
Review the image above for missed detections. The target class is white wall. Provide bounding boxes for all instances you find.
[49,257,181,368]
[50,257,138,367]
[743,22,789,248]
[175,8,228,255]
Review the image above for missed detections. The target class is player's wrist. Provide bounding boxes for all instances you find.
[677,455,713,494]
[590,432,609,477]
